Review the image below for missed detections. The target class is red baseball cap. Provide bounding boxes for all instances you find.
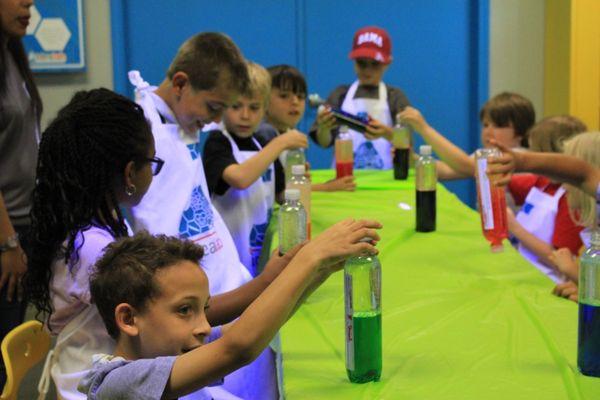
[349,26,392,64]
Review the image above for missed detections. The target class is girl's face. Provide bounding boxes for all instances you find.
[481,116,521,149]
[0,0,33,38]
[224,95,265,138]
[266,87,306,132]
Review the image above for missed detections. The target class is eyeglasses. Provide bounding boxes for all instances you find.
[145,156,165,176]
[356,59,382,69]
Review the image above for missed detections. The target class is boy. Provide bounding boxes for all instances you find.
[203,62,308,275]
[398,92,535,180]
[310,26,411,170]
[79,221,381,399]
[127,32,286,399]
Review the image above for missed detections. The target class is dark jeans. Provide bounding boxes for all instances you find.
[0,224,30,389]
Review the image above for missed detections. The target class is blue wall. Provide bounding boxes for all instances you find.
[110,0,488,207]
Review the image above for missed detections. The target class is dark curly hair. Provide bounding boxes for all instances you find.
[25,88,153,328]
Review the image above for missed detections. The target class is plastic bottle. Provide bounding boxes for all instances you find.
[286,164,311,239]
[278,189,307,255]
[392,118,411,180]
[474,148,508,252]
[578,230,600,377]
[284,147,306,183]
[416,145,437,232]
[344,238,382,383]
[335,125,354,178]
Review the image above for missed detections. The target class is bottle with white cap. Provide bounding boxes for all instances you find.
[416,145,437,232]
[284,147,306,183]
[335,125,354,178]
[286,164,311,238]
[344,237,382,383]
[278,189,307,255]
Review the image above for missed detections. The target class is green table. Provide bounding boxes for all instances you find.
[269,169,600,399]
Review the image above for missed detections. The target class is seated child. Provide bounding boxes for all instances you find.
[203,61,308,275]
[79,219,381,399]
[260,64,356,192]
[399,92,535,180]
[310,26,411,170]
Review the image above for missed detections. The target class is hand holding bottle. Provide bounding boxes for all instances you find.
[364,117,393,141]
[274,129,308,151]
[317,105,337,131]
[398,106,429,134]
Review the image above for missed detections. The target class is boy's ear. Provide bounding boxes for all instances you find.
[115,303,140,337]
[171,72,190,97]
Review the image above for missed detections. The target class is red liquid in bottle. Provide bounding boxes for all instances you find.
[336,161,354,178]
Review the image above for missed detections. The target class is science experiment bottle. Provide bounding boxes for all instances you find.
[278,189,307,255]
[335,125,354,178]
[578,230,600,377]
[416,145,436,232]
[474,148,508,252]
[344,238,382,383]
[392,118,411,180]
[284,146,306,183]
[286,164,311,238]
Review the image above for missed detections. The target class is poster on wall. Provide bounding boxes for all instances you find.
[22,0,85,72]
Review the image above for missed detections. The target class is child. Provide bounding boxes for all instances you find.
[260,64,356,192]
[398,92,535,180]
[127,32,295,399]
[310,26,411,170]
[504,116,586,281]
[203,62,308,276]
[79,222,381,399]
[25,88,160,398]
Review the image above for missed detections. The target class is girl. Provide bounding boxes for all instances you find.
[0,0,42,388]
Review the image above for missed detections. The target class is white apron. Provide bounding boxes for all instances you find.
[515,185,566,282]
[339,81,393,169]
[128,71,276,399]
[211,128,275,277]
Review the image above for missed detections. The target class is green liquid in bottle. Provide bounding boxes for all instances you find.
[346,311,382,383]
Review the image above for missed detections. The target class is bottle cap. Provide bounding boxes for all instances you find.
[339,124,349,133]
[420,145,432,156]
[358,236,373,243]
[591,230,600,246]
[284,189,300,201]
[291,164,305,176]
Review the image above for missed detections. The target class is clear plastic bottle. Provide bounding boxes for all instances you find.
[416,145,437,232]
[578,230,600,377]
[286,164,311,238]
[335,125,354,178]
[344,238,382,383]
[284,148,306,183]
[392,117,411,180]
[474,148,508,252]
[278,189,307,255]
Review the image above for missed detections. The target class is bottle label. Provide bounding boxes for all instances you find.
[476,157,494,229]
[344,273,354,371]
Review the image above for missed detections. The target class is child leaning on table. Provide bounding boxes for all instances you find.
[79,220,381,399]
[202,61,308,275]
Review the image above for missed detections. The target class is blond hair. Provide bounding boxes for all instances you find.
[243,61,271,107]
[563,131,600,227]
[528,115,587,153]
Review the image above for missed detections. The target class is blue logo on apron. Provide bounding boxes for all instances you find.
[355,141,384,169]
[187,141,202,161]
[261,169,273,183]
[179,186,214,238]
[523,203,534,214]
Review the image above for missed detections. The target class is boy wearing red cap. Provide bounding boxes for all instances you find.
[310,26,410,169]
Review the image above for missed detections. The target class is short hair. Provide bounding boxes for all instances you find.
[243,61,271,107]
[563,132,600,228]
[90,232,205,339]
[167,32,249,94]
[528,115,587,153]
[479,92,535,148]
[267,64,307,97]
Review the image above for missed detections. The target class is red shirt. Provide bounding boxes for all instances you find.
[508,174,583,254]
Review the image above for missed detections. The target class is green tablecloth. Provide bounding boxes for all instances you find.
[268,169,600,399]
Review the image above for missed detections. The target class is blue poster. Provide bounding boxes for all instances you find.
[22,0,85,72]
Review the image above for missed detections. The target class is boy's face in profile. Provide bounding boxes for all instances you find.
[224,94,265,138]
[267,87,306,131]
[134,261,211,358]
[481,115,520,149]
[353,58,388,86]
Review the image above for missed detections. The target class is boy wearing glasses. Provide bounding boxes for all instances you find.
[310,26,410,169]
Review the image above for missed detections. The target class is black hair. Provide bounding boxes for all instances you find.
[267,64,307,97]
[25,88,153,328]
[90,232,205,339]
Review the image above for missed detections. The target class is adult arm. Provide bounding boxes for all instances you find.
[0,193,26,301]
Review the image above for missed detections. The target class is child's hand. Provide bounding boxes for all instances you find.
[365,117,393,141]
[549,248,579,280]
[398,106,428,134]
[275,130,308,151]
[552,280,579,303]
[302,218,382,273]
[323,176,356,192]
[317,105,337,131]
[487,139,518,187]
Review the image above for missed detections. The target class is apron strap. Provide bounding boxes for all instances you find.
[37,349,54,400]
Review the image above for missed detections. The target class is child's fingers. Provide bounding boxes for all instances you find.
[347,228,381,244]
